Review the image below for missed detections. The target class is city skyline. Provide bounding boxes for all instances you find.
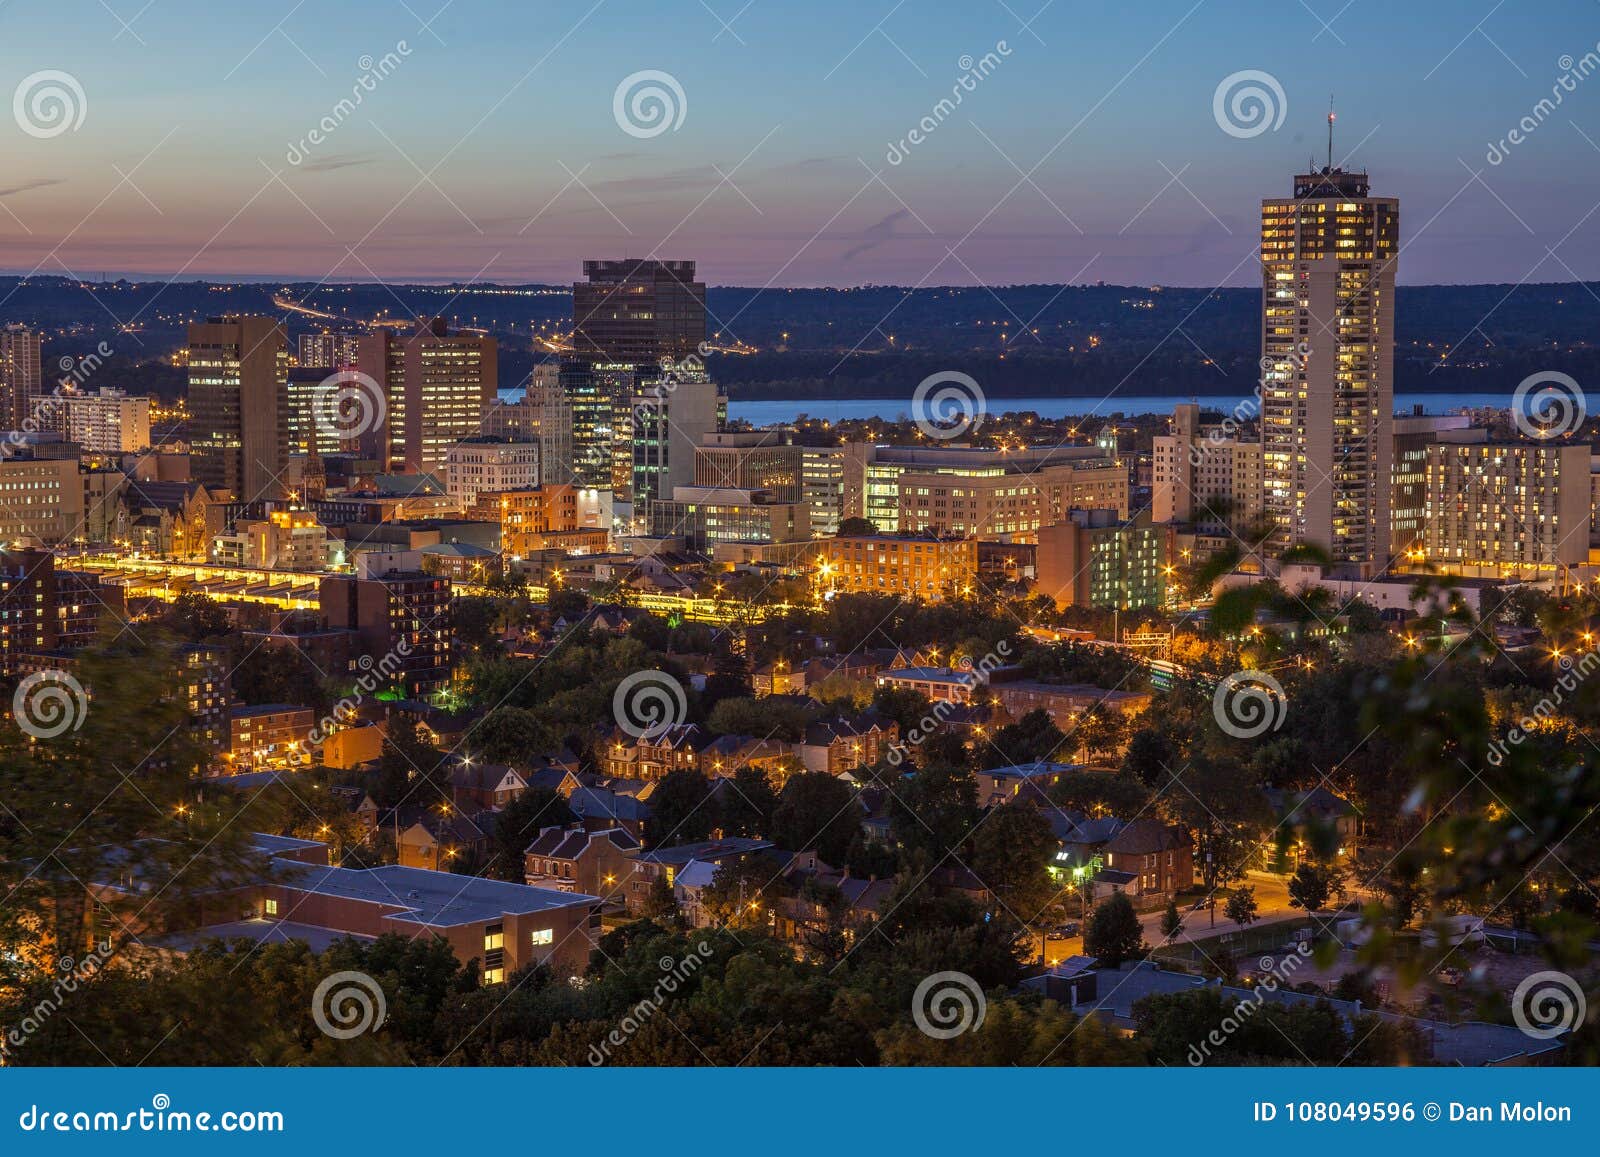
[1,0,1599,287]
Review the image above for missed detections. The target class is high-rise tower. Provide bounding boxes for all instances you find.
[1259,135,1398,570]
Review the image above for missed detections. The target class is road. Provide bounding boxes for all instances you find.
[1041,871,1369,965]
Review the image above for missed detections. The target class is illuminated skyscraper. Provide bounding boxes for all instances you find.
[357,318,496,475]
[188,315,289,501]
[1,325,44,429]
[1260,140,1398,570]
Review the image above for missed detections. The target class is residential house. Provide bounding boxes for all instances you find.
[1101,819,1193,902]
[523,825,641,899]
[798,712,897,775]
[627,837,772,914]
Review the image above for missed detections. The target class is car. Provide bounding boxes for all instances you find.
[1436,966,1464,987]
[1053,921,1080,938]
[1190,899,1210,911]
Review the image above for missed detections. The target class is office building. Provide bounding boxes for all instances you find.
[63,388,151,454]
[815,533,978,601]
[0,456,86,544]
[626,375,724,510]
[1391,413,1486,558]
[571,259,706,365]
[694,431,804,501]
[849,445,1126,538]
[1035,510,1166,610]
[481,383,574,485]
[1422,441,1590,576]
[647,485,809,553]
[1,325,44,429]
[296,332,361,370]
[357,318,496,474]
[188,316,290,502]
[1260,155,1398,569]
[474,484,608,557]
[445,439,541,508]
[320,569,452,696]
[210,509,330,571]
[1151,402,1264,532]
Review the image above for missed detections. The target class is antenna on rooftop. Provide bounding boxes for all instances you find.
[1327,96,1336,170]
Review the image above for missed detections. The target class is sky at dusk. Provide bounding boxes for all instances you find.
[3,0,1600,287]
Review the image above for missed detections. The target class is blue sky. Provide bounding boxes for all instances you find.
[2,0,1598,285]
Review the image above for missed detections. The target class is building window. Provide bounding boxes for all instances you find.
[530,928,554,946]
[264,898,278,917]
[483,967,505,985]
[483,925,504,951]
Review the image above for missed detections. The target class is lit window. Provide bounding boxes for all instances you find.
[482,967,505,985]
[483,927,504,951]
[530,928,554,946]
[264,899,278,917]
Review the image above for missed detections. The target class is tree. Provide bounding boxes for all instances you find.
[716,766,779,838]
[471,706,557,766]
[991,709,1066,765]
[970,803,1059,923]
[1160,899,1184,940]
[1083,893,1146,967]
[1225,886,1259,926]
[638,875,680,922]
[1120,728,1177,787]
[837,516,877,536]
[707,696,813,743]
[647,769,717,848]
[162,592,230,641]
[484,788,575,881]
[772,772,859,865]
[1287,862,1343,913]
[890,765,979,859]
[702,858,788,927]
[0,637,258,980]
